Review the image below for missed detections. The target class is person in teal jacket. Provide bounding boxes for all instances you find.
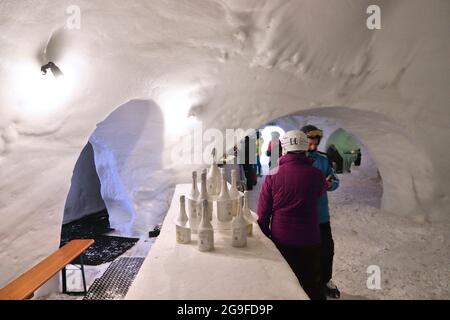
[301,125,341,299]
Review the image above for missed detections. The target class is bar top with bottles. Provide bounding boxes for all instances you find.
[125,183,308,300]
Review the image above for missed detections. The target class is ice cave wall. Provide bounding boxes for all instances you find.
[0,0,449,288]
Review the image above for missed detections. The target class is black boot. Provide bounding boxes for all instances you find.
[323,280,341,299]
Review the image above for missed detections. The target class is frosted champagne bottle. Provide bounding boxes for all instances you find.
[200,170,213,221]
[198,200,214,252]
[175,196,191,244]
[242,191,257,236]
[207,148,221,196]
[187,171,200,233]
[229,169,241,217]
[216,168,233,222]
[231,198,247,248]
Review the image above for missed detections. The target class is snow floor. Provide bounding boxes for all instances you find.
[329,168,450,300]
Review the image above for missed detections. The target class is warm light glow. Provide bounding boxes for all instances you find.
[12,61,76,118]
[158,89,198,134]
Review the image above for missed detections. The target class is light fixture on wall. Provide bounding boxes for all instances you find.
[159,89,198,134]
[12,60,75,117]
[41,61,63,78]
[10,28,80,117]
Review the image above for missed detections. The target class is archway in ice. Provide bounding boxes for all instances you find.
[325,128,360,156]
[325,128,361,173]
[259,125,285,174]
[63,100,174,239]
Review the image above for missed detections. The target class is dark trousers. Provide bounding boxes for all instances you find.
[355,152,362,166]
[275,242,325,300]
[327,151,343,173]
[320,222,335,284]
[243,164,255,190]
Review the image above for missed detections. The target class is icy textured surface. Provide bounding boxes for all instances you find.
[0,0,449,292]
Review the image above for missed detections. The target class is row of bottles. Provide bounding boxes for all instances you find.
[188,168,244,227]
[176,187,256,251]
[177,148,257,251]
[188,170,211,234]
[176,197,214,251]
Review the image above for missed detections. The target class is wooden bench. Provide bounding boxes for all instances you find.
[0,239,94,300]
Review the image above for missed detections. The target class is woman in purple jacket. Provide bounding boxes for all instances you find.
[257,130,327,300]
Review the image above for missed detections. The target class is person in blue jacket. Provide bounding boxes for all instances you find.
[301,125,341,299]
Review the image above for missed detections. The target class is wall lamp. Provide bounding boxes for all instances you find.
[41,61,63,78]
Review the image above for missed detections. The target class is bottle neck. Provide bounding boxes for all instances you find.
[234,205,245,224]
[220,174,228,197]
[243,194,248,209]
[191,175,199,194]
[200,207,211,228]
[200,175,208,197]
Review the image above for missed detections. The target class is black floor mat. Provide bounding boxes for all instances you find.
[81,235,139,266]
[61,211,138,265]
[83,257,144,300]
[61,210,113,243]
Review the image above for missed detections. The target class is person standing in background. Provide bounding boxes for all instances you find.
[326,144,344,174]
[266,131,282,170]
[354,149,362,167]
[301,125,341,299]
[255,130,264,177]
[258,130,327,300]
[242,136,257,190]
